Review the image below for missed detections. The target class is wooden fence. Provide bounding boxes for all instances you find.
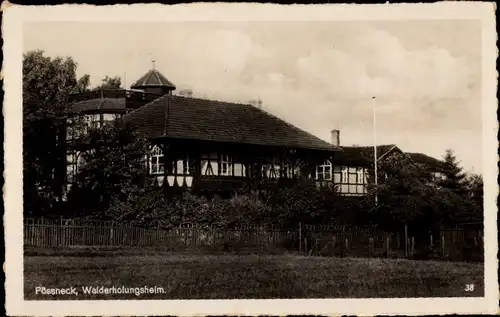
[24,218,483,261]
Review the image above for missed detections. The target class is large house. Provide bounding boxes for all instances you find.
[65,67,446,197]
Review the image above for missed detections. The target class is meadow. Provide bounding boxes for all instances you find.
[24,247,484,299]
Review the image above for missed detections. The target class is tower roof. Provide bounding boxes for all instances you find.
[130,68,176,90]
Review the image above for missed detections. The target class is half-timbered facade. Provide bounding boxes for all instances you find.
[126,91,341,193]
[64,67,446,197]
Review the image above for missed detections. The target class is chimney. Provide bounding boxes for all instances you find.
[249,97,263,109]
[331,129,340,146]
[179,89,193,98]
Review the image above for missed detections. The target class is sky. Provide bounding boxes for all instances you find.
[23,20,483,173]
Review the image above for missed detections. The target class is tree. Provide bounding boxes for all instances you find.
[462,173,483,223]
[440,149,467,195]
[465,173,483,201]
[95,76,122,90]
[366,152,466,239]
[73,74,91,93]
[23,50,78,216]
[67,119,149,219]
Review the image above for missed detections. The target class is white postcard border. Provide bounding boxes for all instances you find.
[3,2,498,316]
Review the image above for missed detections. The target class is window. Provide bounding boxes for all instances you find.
[282,162,294,179]
[201,153,246,177]
[66,151,82,184]
[233,163,246,177]
[348,167,358,183]
[261,165,270,178]
[341,166,348,182]
[218,154,232,176]
[357,168,366,184]
[173,155,190,175]
[201,153,217,176]
[316,160,332,181]
[183,158,190,175]
[333,166,342,183]
[267,163,280,179]
[335,166,368,196]
[149,145,164,175]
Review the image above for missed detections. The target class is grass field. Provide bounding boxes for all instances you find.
[24,247,484,300]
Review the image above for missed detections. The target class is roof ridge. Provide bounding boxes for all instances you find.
[153,70,162,86]
[342,144,397,149]
[251,103,338,150]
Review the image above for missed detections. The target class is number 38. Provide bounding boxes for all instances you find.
[465,284,475,292]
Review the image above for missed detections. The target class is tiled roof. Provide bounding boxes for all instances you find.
[124,94,339,152]
[406,152,446,170]
[68,98,126,114]
[335,145,400,165]
[130,69,176,90]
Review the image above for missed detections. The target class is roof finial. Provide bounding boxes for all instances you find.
[152,60,156,70]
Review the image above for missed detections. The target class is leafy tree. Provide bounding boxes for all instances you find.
[366,152,465,240]
[95,76,122,90]
[23,50,78,216]
[365,150,485,248]
[73,74,91,93]
[68,119,149,218]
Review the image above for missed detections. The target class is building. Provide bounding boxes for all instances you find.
[65,67,446,197]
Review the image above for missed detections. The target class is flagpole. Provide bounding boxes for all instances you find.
[373,96,378,206]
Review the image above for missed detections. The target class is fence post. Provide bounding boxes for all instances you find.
[309,238,319,256]
[59,217,63,247]
[411,237,415,255]
[110,222,114,247]
[344,237,349,254]
[385,235,390,256]
[430,234,433,248]
[298,222,302,253]
[404,223,408,258]
[369,237,374,257]
[304,237,308,255]
[441,235,445,258]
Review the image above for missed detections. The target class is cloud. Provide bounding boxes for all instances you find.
[23,21,482,172]
[294,27,478,101]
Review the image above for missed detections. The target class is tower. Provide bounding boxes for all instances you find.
[130,61,176,96]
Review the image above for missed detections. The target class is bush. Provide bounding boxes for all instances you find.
[104,180,370,231]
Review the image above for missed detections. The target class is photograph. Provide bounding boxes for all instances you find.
[3,2,498,316]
